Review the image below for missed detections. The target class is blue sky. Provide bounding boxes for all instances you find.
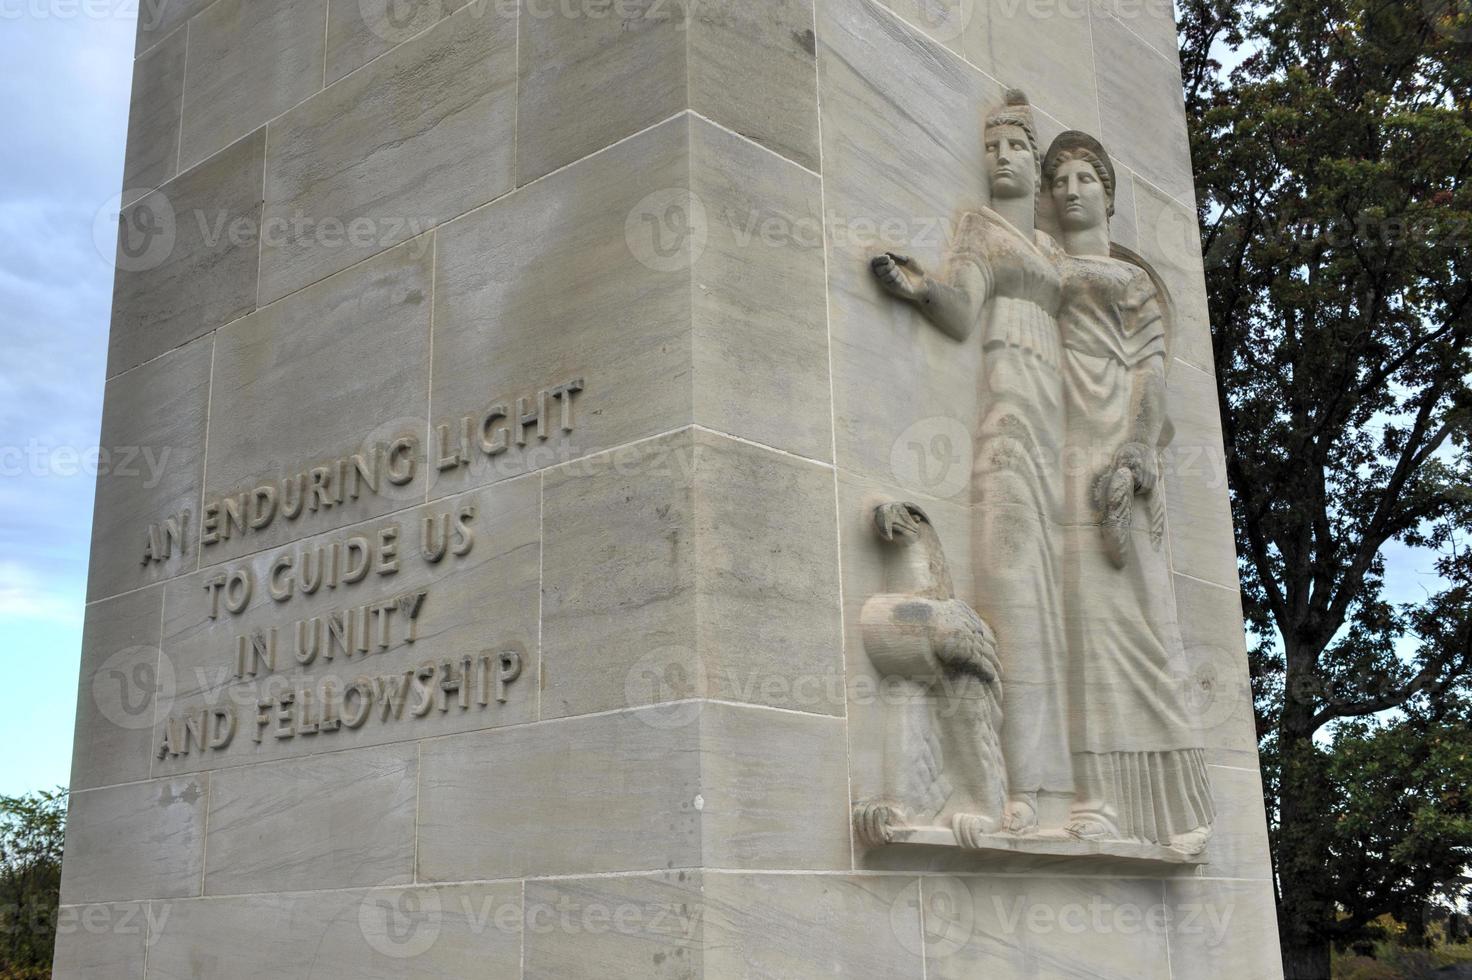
[0,6,133,795]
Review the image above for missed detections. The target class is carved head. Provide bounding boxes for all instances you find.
[984,90,1040,201]
[1043,131,1116,231]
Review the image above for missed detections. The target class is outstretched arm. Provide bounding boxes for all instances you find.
[871,253,987,343]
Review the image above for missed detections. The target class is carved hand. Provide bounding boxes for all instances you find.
[1112,441,1159,495]
[870,252,928,302]
[874,501,929,543]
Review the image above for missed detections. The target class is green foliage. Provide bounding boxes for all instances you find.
[0,789,67,977]
[1178,0,1472,974]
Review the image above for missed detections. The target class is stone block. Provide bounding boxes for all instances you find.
[202,743,418,894]
[87,334,211,602]
[179,0,327,169]
[541,430,843,720]
[59,776,208,905]
[69,587,165,791]
[145,881,522,977]
[259,0,516,303]
[107,132,263,377]
[121,27,186,202]
[1164,361,1240,589]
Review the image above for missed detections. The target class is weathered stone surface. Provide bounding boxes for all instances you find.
[145,882,522,977]
[1134,175,1214,374]
[326,0,471,83]
[818,0,997,492]
[517,0,818,183]
[699,704,850,870]
[49,904,148,980]
[430,115,692,494]
[1092,10,1195,202]
[1165,877,1284,980]
[1164,361,1240,589]
[203,744,418,894]
[927,876,1174,979]
[59,776,207,905]
[522,872,706,980]
[87,334,211,602]
[541,430,842,720]
[69,588,164,791]
[1200,763,1274,880]
[260,0,516,303]
[524,871,926,979]
[179,0,327,169]
[1172,572,1260,768]
[700,872,925,978]
[107,131,263,377]
[201,238,432,564]
[419,703,848,881]
[962,0,1101,134]
[516,0,686,183]
[687,0,820,174]
[135,0,210,57]
[121,27,185,202]
[689,120,830,460]
[417,708,704,880]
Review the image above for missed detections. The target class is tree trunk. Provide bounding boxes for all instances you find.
[1281,941,1333,980]
[1276,684,1335,980]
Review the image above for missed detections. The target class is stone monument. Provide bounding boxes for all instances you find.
[57,0,1282,977]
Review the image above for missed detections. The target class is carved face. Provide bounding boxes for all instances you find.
[1050,158,1110,232]
[985,124,1037,200]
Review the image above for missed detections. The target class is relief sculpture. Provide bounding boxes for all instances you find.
[857,91,1214,861]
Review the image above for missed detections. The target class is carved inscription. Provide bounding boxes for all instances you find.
[148,378,587,762]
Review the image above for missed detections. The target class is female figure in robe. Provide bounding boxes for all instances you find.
[872,91,1072,836]
[1043,131,1213,854]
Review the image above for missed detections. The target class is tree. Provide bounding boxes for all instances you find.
[1176,0,1472,974]
[0,789,67,979]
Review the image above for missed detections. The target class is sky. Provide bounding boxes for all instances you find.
[0,4,134,795]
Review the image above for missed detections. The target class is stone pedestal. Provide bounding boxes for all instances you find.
[57,0,1281,977]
